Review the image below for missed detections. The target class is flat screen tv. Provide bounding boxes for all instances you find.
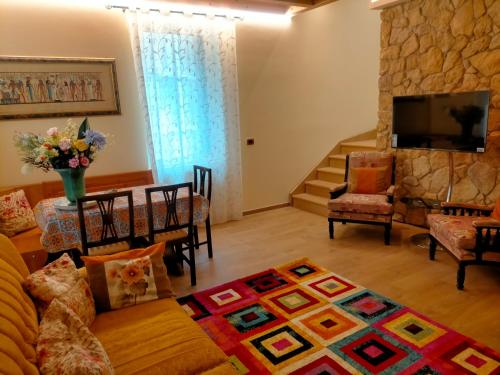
[392,91,490,152]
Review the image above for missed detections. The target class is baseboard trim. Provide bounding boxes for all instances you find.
[243,202,290,216]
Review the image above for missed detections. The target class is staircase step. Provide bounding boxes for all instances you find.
[329,154,347,168]
[340,139,377,155]
[292,193,328,216]
[305,180,342,198]
[317,167,345,183]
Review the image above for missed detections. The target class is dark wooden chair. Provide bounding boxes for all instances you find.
[428,202,500,290]
[328,151,395,245]
[145,182,196,286]
[193,165,213,258]
[77,191,135,257]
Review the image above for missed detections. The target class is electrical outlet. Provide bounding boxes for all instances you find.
[246,138,255,145]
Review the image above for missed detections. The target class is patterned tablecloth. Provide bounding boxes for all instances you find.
[33,185,209,253]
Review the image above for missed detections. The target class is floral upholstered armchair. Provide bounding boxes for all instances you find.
[327,151,395,245]
[427,201,500,290]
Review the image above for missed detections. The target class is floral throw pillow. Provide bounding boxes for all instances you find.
[23,253,80,306]
[82,243,173,312]
[37,299,114,375]
[0,190,37,237]
[57,278,96,327]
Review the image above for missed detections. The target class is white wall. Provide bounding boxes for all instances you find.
[0,0,381,213]
[237,0,381,210]
[0,1,148,186]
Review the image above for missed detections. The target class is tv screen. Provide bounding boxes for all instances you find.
[392,91,490,152]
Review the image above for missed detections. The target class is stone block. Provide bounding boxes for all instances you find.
[443,51,461,74]
[445,65,465,85]
[473,0,486,18]
[420,47,444,75]
[412,156,431,178]
[401,34,419,57]
[474,15,493,37]
[421,74,445,92]
[453,177,479,201]
[461,35,491,58]
[468,162,497,195]
[419,33,434,53]
[451,0,475,37]
[470,50,500,76]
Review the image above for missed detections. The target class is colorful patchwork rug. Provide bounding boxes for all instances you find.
[177,258,500,374]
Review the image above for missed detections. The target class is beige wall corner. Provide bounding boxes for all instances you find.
[237,0,381,211]
[0,1,149,186]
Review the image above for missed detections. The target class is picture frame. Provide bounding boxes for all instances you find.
[0,56,121,120]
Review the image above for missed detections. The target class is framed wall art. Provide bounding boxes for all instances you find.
[0,56,121,120]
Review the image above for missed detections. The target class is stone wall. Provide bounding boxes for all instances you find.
[377,0,500,226]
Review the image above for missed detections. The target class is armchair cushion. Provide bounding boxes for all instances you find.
[348,166,388,194]
[427,214,477,250]
[328,193,393,215]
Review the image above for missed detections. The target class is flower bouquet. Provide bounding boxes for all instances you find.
[14,118,108,205]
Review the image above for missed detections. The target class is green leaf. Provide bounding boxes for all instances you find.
[77,117,90,139]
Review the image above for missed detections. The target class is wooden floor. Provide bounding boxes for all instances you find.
[171,207,500,351]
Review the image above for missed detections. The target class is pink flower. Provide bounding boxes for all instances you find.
[58,138,72,151]
[46,127,58,137]
[68,157,79,168]
[80,156,90,167]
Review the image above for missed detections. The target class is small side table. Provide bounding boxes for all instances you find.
[400,197,441,249]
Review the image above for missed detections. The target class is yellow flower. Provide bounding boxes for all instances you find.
[74,139,89,152]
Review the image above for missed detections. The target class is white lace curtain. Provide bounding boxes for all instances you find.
[128,11,243,223]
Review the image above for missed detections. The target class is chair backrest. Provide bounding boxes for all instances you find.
[193,165,212,204]
[145,183,194,241]
[77,191,135,256]
[344,151,395,189]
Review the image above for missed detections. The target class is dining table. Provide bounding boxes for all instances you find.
[33,184,209,254]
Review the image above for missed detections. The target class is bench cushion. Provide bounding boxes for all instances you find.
[90,298,230,375]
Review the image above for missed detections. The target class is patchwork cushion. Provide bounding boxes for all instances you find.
[23,253,80,304]
[348,166,388,194]
[328,193,393,215]
[427,214,477,250]
[37,299,113,375]
[0,190,37,237]
[82,243,173,312]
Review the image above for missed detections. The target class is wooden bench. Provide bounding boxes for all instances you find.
[0,170,154,272]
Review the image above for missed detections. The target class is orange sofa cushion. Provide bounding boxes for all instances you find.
[90,298,231,375]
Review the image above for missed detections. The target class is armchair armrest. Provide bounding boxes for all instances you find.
[441,202,494,217]
[386,185,395,203]
[329,183,348,199]
[472,219,500,228]
[472,218,500,256]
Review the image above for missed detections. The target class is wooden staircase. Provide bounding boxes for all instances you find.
[291,138,377,216]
